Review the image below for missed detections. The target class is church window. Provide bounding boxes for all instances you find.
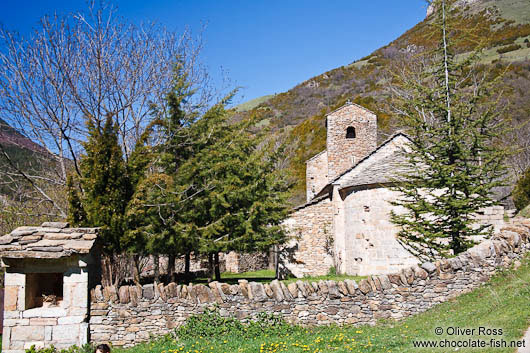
[346,126,356,139]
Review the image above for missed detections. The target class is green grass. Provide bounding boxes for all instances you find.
[518,205,530,218]
[234,95,274,112]
[281,273,367,285]
[192,269,366,286]
[113,254,530,353]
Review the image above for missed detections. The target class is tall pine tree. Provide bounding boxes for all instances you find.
[389,0,508,260]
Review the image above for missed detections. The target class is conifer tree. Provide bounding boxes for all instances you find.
[175,103,291,280]
[68,115,132,254]
[513,167,530,211]
[389,0,508,260]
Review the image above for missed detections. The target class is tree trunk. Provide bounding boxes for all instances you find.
[184,252,191,275]
[153,254,160,283]
[214,252,221,281]
[207,253,214,282]
[132,254,141,285]
[274,245,280,280]
[168,254,175,282]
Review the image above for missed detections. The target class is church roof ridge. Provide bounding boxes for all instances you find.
[326,101,375,118]
[305,149,327,163]
[307,131,411,201]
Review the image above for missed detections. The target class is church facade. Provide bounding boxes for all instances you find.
[280,102,505,278]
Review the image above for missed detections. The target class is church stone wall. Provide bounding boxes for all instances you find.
[326,104,377,181]
[342,187,419,276]
[306,151,328,202]
[280,198,335,278]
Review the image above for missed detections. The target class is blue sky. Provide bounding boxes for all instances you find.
[0,0,427,105]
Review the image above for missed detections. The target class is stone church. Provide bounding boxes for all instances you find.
[281,102,505,278]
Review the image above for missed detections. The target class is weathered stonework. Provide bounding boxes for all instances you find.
[281,197,335,278]
[293,104,508,278]
[1,223,100,353]
[326,103,377,182]
[306,151,328,202]
[89,221,530,348]
[223,251,271,273]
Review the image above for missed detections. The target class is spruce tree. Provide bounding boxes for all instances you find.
[389,0,508,260]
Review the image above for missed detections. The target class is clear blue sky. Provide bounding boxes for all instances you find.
[0,0,427,105]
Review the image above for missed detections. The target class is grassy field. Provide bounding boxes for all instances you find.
[233,95,274,112]
[193,269,367,286]
[113,254,530,353]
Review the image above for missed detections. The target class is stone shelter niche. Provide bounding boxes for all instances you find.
[0,222,101,352]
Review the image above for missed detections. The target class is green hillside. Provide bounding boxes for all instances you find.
[236,0,530,205]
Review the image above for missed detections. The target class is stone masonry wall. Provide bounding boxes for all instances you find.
[223,252,271,273]
[89,220,530,348]
[326,104,377,181]
[3,267,90,352]
[280,197,335,278]
[342,187,419,276]
[306,151,328,202]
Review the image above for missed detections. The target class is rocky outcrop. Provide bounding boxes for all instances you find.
[427,0,482,17]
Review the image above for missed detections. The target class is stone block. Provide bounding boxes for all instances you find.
[52,324,80,342]
[194,284,215,303]
[248,282,267,302]
[23,307,66,318]
[327,281,341,298]
[5,273,25,286]
[270,280,284,302]
[29,318,57,325]
[2,327,11,349]
[63,268,88,283]
[358,279,372,294]
[119,286,130,304]
[287,283,298,298]
[12,325,44,341]
[344,279,358,295]
[3,319,29,327]
[58,315,86,324]
[4,286,19,311]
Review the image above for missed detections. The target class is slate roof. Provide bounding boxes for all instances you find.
[335,148,411,189]
[307,132,412,201]
[0,222,98,259]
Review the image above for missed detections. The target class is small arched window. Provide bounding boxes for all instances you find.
[346,126,356,139]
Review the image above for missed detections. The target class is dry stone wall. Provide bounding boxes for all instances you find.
[90,220,530,348]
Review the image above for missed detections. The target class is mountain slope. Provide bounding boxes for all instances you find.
[237,0,530,205]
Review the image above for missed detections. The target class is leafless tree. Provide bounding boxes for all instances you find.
[0,1,211,219]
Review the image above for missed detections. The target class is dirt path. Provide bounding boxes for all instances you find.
[518,327,530,353]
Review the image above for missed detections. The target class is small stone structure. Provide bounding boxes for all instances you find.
[89,221,529,347]
[0,222,100,352]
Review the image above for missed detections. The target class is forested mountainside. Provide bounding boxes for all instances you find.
[236,0,530,205]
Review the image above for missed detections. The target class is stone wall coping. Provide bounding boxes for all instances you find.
[91,220,530,306]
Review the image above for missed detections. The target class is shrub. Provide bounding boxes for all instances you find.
[497,44,522,54]
[175,307,295,340]
[25,345,94,353]
[513,168,530,211]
